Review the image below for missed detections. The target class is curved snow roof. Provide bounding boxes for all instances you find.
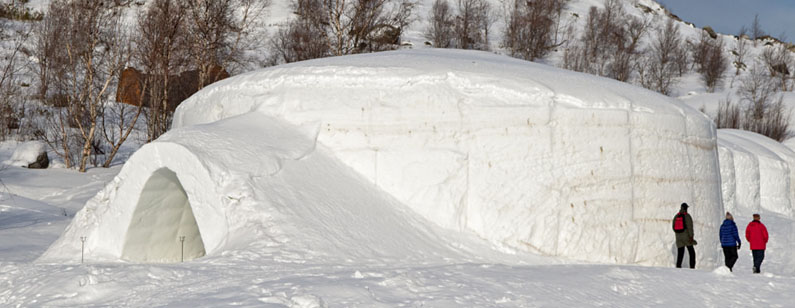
[174,49,698,129]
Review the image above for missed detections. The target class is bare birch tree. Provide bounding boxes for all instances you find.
[761,44,793,91]
[739,63,790,140]
[637,19,685,95]
[0,18,31,140]
[270,0,329,63]
[750,14,764,46]
[562,0,648,82]
[453,0,491,50]
[37,0,131,172]
[691,31,727,93]
[272,0,414,64]
[425,0,455,48]
[135,0,191,141]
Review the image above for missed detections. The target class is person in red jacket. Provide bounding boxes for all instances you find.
[745,213,769,274]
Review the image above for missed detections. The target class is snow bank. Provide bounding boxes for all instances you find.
[2,141,46,167]
[717,130,794,218]
[171,49,722,266]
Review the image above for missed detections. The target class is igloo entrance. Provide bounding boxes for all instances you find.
[121,168,206,262]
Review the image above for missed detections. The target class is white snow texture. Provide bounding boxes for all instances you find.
[43,49,725,266]
[717,129,795,219]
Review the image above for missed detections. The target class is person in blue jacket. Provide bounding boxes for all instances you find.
[719,212,742,271]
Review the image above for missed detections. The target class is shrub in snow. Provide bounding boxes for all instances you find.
[691,31,728,93]
[563,0,649,83]
[502,0,568,61]
[737,64,791,142]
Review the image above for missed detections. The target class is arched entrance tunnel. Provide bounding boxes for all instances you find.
[121,168,206,262]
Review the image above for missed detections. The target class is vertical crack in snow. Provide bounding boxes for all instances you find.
[629,106,639,263]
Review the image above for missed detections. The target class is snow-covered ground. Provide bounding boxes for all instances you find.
[3,160,795,306]
[2,162,795,306]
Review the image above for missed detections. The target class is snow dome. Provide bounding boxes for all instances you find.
[717,129,795,219]
[42,50,723,266]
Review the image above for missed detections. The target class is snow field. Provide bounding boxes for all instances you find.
[5,256,795,306]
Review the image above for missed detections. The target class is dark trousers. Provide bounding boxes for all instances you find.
[676,245,696,269]
[752,249,765,273]
[722,246,738,271]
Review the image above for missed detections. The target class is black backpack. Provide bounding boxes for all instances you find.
[673,213,686,233]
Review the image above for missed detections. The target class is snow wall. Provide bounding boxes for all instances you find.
[717,129,795,219]
[163,49,722,266]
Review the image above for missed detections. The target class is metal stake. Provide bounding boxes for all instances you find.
[80,236,86,264]
[179,236,186,262]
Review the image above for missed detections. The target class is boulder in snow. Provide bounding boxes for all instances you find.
[4,141,49,169]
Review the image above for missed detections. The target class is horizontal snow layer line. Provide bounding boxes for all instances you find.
[197,66,668,110]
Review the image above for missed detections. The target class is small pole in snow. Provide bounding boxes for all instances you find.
[179,236,186,262]
[80,236,86,264]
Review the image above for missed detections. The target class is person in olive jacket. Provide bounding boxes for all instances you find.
[672,203,697,269]
[746,213,769,274]
[719,212,741,271]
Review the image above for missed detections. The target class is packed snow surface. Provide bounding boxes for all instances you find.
[170,49,723,266]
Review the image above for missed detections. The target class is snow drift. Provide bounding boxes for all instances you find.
[3,141,46,167]
[43,50,723,266]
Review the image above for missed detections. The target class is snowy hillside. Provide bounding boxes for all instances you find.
[5,0,794,130]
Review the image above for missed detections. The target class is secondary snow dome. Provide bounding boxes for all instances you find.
[718,129,795,219]
[43,49,723,266]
